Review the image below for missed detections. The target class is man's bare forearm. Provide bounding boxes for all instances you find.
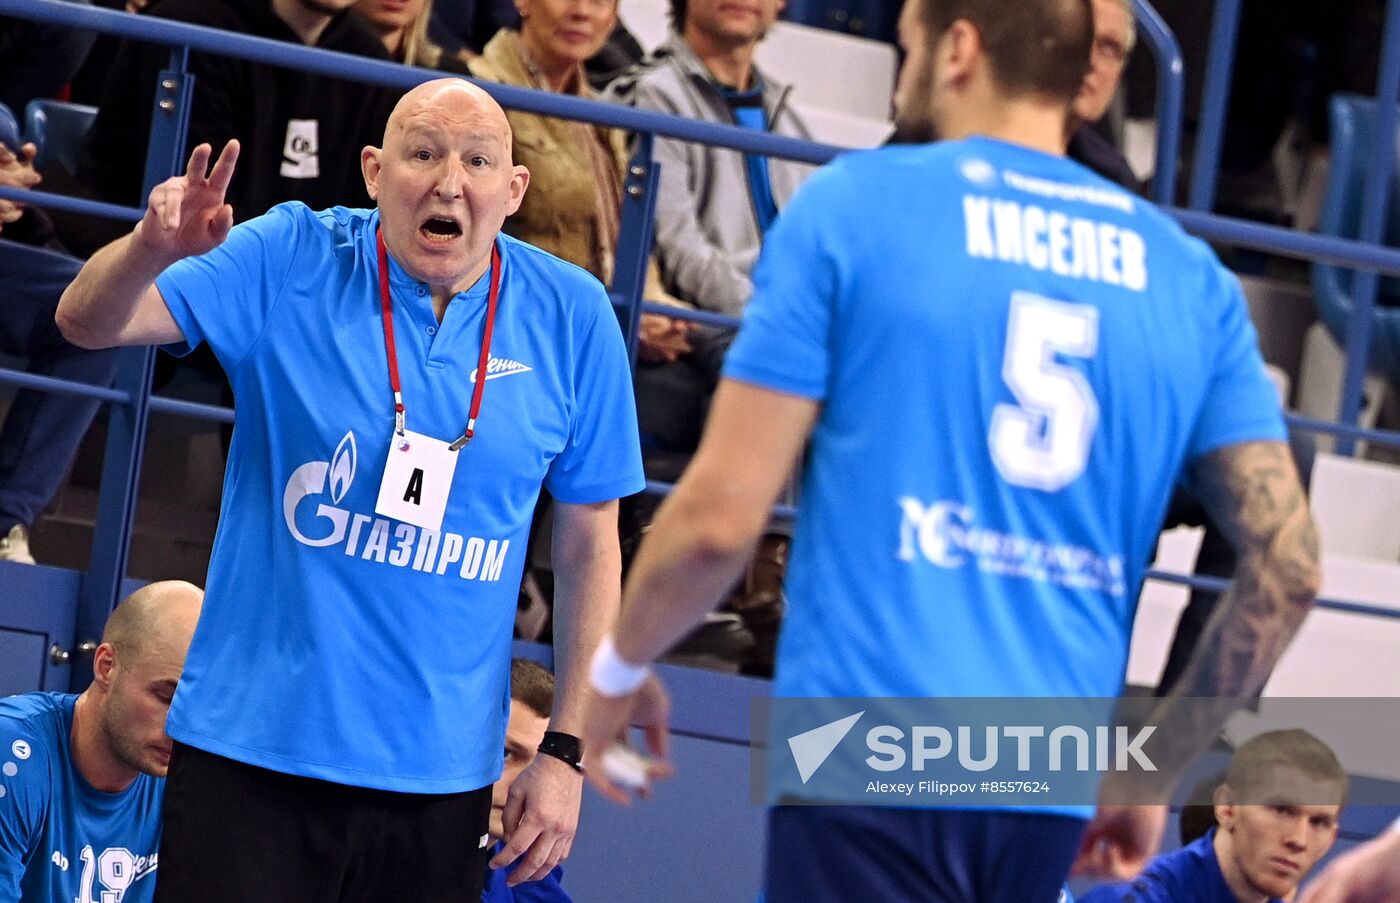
[1137,441,1320,784]
[57,227,174,349]
[549,502,624,737]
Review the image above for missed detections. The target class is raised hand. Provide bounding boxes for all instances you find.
[134,141,240,264]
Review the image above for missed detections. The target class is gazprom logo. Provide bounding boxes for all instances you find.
[280,430,511,581]
[283,431,356,547]
[329,431,356,504]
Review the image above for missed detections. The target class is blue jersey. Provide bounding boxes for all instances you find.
[1078,830,1279,902]
[0,693,164,903]
[156,203,644,792]
[725,137,1284,703]
[482,842,571,903]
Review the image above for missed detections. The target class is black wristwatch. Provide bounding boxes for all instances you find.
[536,731,584,773]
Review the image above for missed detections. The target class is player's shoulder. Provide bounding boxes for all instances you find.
[0,693,71,773]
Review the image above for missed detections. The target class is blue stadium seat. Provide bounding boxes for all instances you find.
[22,98,98,176]
[1313,94,1400,384]
[0,102,21,153]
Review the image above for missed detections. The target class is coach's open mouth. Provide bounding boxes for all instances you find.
[420,216,463,243]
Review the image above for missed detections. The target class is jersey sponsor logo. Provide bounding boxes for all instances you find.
[280,118,320,179]
[74,845,157,903]
[1001,168,1135,214]
[12,739,31,759]
[51,850,69,870]
[962,194,1148,291]
[958,156,997,187]
[897,497,1126,596]
[469,356,533,384]
[282,431,511,581]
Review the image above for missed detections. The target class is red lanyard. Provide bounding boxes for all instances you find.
[376,228,502,452]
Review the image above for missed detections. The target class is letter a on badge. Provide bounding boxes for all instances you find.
[404,468,425,505]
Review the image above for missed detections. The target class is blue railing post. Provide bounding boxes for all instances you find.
[1131,0,1185,206]
[71,49,196,689]
[1337,0,1400,454]
[613,133,661,366]
[1187,0,1242,212]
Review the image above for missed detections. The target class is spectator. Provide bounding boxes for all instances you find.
[483,659,573,903]
[0,0,98,115]
[1081,730,1347,903]
[70,0,152,109]
[604,0,818,673]
[0,580,204,902]
[433,0,520,57]
[51,0,400,258]
[355,0,473,72]
[1066,0,1141,192]
[56,77,643,900]
[0,140,116,565]
[606,0,814,332]
[470,0,692,369]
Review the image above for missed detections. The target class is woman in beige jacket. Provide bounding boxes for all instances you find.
[473,2,690,363]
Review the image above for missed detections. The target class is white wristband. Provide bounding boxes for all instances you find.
[589,636,651,697]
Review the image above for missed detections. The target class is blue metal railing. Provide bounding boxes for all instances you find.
[1187,0,1241,212]
[1,0,1399,648]
[1190,0,1400,454]
[1131,0,1185,205]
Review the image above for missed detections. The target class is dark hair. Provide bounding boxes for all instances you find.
[1224,729,1349,804]
[669,0,686,29]
[919,0,1093,102]
[510,658,555,719]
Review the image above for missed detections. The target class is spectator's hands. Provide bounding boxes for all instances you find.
[133,141,239,264]
[580,674,674,805]
[1298,828,1400,903]
[0,142,40,233]
[638,301,693,364]
[489,752,582,886]
[1072,804,1166,880]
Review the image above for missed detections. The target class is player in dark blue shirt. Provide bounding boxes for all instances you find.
[0,582,202,903]
[1082,730,1346,903]
[483,660,572,903]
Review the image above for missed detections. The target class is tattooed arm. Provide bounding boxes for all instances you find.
[1075,440,1320,879]
[1142,439,1320,777]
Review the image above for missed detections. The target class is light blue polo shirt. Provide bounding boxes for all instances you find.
[0,693,164,903]
[156,203,644,792]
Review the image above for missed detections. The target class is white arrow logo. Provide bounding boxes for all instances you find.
[788,712,863,784]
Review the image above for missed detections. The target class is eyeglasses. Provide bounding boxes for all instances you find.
[1092,35,1131,66]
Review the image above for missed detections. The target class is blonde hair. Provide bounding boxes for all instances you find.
[401,0,445,69]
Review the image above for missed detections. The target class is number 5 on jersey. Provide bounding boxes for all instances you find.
[989,292,1100,492]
